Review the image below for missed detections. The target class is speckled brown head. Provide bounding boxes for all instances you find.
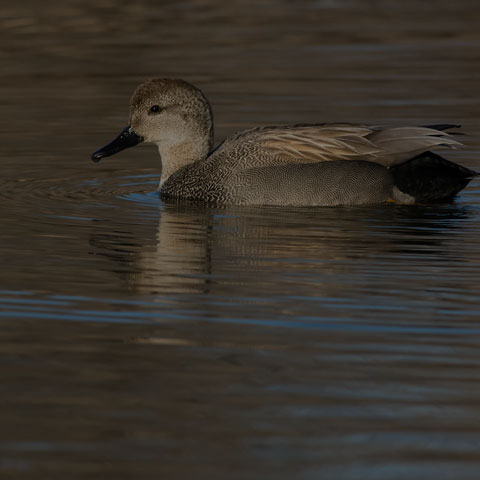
[92,78,214,185]
[128,78,213,145]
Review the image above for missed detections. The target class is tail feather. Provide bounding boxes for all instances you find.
[390,151,478,202]
[423,124,464,136]
[423,124,462,132]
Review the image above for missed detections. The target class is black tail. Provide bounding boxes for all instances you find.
[390,151,478,202]
[423,123,462,132]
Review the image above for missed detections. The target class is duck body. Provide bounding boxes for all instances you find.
[92,79,477,206]
[161,156,393,206]
[160,128,397,205]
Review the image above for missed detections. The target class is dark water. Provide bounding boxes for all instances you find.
[2,1,480,478]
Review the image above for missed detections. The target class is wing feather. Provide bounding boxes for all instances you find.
[220,123,463,169]
[368,127,462,165]
[260,125,381,163]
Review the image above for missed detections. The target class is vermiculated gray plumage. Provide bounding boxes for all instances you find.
[92,79,478,206]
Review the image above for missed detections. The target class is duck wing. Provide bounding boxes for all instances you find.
[221,123,462,169]
[367,125,463,166]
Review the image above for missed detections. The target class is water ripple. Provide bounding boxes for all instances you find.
[0,172,161,221]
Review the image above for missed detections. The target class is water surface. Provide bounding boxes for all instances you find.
[1,1,480,479]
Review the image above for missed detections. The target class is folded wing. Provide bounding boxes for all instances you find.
[227,123,463,168]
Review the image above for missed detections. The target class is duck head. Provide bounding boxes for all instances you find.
[92,78,214,185]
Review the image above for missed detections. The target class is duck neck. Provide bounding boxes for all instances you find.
[158,125,214,187]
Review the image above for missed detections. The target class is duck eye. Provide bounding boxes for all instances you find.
[149,105,161,114]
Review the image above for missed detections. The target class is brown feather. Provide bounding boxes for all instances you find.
[228,123,464,168]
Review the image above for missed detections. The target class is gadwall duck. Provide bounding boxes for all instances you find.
[92,78,477,206]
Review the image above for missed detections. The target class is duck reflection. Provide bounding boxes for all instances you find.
[87,197,474,297]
